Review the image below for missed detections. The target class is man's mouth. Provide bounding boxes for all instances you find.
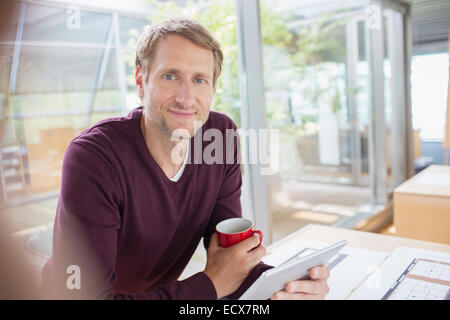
[168,109,196,119]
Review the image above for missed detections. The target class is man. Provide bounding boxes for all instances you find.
[41,17,329,300]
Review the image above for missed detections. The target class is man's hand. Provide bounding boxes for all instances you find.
[204,232,266,299]
[271,266,330,300]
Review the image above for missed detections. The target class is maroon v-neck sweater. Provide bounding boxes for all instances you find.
[41,107,272,300]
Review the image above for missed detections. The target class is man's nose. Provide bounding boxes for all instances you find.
[174,80,195,109]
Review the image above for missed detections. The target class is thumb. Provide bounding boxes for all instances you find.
[207,232,220,253]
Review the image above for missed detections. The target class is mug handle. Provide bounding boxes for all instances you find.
[253,230,263,246]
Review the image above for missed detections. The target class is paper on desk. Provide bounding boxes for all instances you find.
[348,246,450,300]
[263,239,389,300]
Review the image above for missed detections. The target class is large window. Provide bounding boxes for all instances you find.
[255,0,411,239]
[260,0,367,186]
[259,0,371,231]
[1,0,243,208]
[1,1,148,204]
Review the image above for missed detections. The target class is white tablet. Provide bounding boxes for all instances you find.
[239,240,347,300]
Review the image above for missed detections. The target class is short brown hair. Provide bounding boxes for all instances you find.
[135,17,223,88]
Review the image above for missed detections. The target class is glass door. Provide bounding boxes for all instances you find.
[364,0,413,206]
[258,0,374,239]
[383,3,413,193]
[236,0,413,242]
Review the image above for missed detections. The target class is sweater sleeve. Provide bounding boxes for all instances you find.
[43,140,217,300]
[202,122,274,300]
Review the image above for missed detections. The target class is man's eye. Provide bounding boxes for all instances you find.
[164,74,176,80]
[195,78,206,84]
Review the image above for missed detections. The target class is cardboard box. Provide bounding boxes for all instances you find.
[394,165,450,245]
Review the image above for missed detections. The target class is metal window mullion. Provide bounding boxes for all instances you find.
[346,18,362,186]
[84,16,115,126]
[0,40,115,49]
[381,0,406,14]
[366,0,387,206]
[22,0,149,19]
[113,13,128,112]
[387,9,407,189]
[403,5,415,178]
[235,0,271,245]
[9,3,26,95]
[3,2,27,207]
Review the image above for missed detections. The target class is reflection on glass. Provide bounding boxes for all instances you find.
[120,15,150,110]
[1,3,148,203]
[1,0,242,205]
[22,3,112,43]
[260,0,371,231]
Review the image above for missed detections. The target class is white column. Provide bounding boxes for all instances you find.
[235,0,272,245]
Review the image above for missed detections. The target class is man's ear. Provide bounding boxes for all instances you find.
[135,65,144,99]
[135,65,143,86]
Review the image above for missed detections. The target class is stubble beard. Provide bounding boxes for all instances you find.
[144,104,208,141]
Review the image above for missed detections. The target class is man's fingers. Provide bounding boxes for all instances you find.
[271,291,291,300]
[234,234,262,252]
[271,290,326,300]
[285,280,323,295]
[272,271,330,300]
[207,232,219,252]
[309,266,330,280]
[247,244,267,266]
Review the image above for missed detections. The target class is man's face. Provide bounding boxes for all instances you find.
[136,34,216,138]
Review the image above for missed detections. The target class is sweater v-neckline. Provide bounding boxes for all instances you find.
[134,107,193,186]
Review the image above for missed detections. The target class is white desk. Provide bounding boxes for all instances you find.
[264,224,450,300]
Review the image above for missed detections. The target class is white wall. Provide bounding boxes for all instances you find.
[411,52,449,141]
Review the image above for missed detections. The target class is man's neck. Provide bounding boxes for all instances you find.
[140,113,188,178]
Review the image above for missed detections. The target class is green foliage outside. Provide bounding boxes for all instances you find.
[124,0,347,136]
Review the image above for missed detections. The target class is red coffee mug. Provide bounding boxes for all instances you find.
[216,218,263,248]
